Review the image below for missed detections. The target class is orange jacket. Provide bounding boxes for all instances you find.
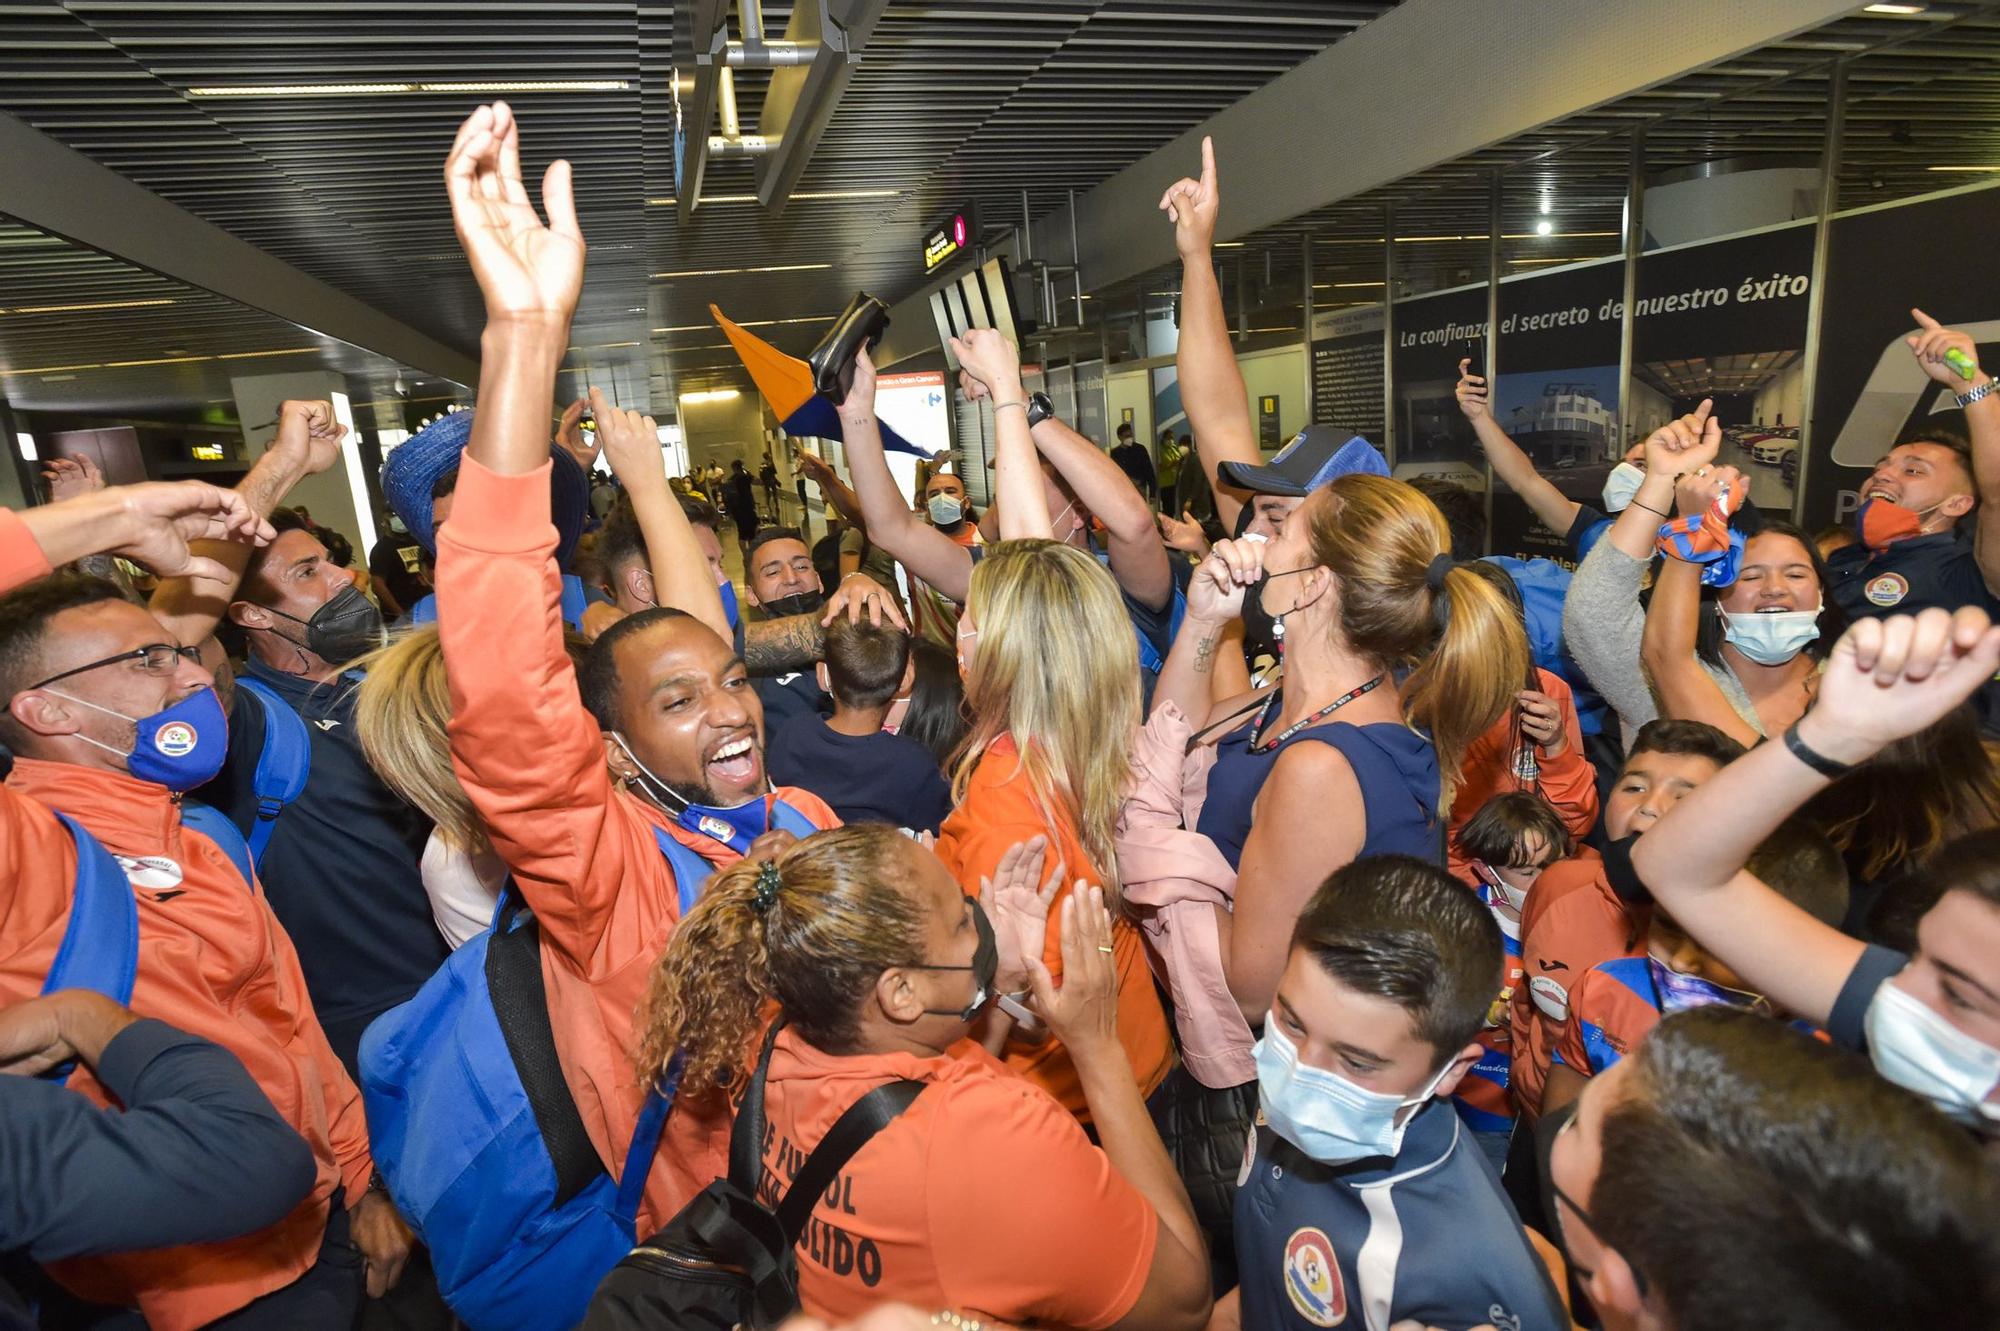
[434,454,837,1230]
[1447,667,1599,884]
[0,760,372,1331]
[934,737,1174,1119]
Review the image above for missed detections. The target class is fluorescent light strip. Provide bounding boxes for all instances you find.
[1927,165,2000,172]
[646,189,902,205]
[651,315,835,333]
[1,346,318,376]
[650,263,833,279]
[680,389,742,403]
[3,298,177,315]
[1863,4,1926,13]
[1319,230,1620,244]
[188,80,629,97]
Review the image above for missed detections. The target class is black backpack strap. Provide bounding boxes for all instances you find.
[485,892,605,1207]
[728,1019,788,1192]
[774,1080,924,1243]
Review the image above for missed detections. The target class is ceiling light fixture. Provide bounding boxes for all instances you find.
[3,298,177,315]
[1927,165,2000,172]
[652,314,834,333]
[1535,219,1555,235]
[650,263,833,279]
[680,388,742,403]
[646,189,902,206]
[188,80,629,97]
[1862,4,1926,13]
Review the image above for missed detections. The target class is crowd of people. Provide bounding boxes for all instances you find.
[1,106,1996,1331]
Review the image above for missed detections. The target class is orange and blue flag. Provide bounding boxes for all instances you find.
[710,304,937,457]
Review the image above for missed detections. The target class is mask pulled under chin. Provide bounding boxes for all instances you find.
[614,732,769,854]
[1853,496,1934,552]
[759,590,825,619]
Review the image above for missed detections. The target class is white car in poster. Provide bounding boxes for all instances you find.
[1751,436,1799,465]
[1393,460,1485,491]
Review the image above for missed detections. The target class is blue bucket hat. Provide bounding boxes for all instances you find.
[1216,424,1388,497]
[381,409,590,565]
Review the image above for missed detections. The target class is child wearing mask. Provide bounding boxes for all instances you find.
[1451,791,1574,1171]
[1543,821,1847,1115]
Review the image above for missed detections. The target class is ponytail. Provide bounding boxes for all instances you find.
[634,825,930,1099]
[1406,562,1530,815]
[636,857,776,1097]
[1304,474,1530,817]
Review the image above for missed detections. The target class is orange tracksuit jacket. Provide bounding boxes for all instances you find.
[433,454,837,1231]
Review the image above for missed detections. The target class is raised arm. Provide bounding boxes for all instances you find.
[792,449,866,531]
[837,347,975,600]
[952,329,1049,541]
[1632,607,2000,1024]
[3,481,275,596]
[591,386,728,639]
[1150,537,1262,728]
[1907,309,2000,596]
[1456,359,1579,537]
[148,400,343,646]
[1608,400,1719,562]
[1032,416,1173,610]
[1161,137,1256,532]
[1640,467,1760,746]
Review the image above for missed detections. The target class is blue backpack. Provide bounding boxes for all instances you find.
[357,803,817,1331]
[179,676,312,885]
[43,813,139,1007]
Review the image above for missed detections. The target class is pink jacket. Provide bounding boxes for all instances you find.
[1117,704,1256,1089]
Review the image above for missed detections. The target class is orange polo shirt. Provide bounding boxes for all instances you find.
[716,1027,1155,1326]
[933,736,1174,1119]
[1510,849,1646,1120]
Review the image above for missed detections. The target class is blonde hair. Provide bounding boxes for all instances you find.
[953,539,1138,897]
[1303,474,1528,815]
[635,826,927,1098]
[351,627,486,853]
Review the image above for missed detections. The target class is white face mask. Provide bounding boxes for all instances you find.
[1865,980,2000,1129]
[1253,1020,1452,1165]
[1601,461,1647,513]
[1719,606,1822,667]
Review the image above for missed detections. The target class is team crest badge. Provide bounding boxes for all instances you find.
[697,814,735,842]
[153,721,198,757]
[1283,1226,1345,1326]
[1864,572,1908,607]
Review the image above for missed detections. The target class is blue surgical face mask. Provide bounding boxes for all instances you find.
[1253,1020,1451,1165]
[1601,461,1647,513]
[612,732,767,854]
[1646,955,1769,1017]
[1719,606,1821,666]
[53,686,230,792]
[927,493,964,526]
[1865,980,2000,1129]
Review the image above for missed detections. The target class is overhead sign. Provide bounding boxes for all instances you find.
[924,205,973,274]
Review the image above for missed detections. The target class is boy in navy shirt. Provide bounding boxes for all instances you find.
[765,617,954,834]
[1226,855,1568,1331]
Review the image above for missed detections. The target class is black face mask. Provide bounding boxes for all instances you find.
[1599,833,1651,907]
[261,583,386,665]
[1233,502,1281,658]
[1534,1099,1649,1298]
[909,896,999,1022]
[759,589,826,620]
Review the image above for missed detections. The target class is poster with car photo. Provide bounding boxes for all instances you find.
[1802,181,2000,528]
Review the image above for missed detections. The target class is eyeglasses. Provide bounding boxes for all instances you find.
[29,643,202,691]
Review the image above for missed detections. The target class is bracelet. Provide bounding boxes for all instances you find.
[1627,499,1670,519]
[1782,721,1854,779]
[1955,379,1999,410]
[992,400,1026,414]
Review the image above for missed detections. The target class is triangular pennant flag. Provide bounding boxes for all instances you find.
[709,303,938,458]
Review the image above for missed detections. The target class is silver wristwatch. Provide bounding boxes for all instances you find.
[1955,378,1999,409]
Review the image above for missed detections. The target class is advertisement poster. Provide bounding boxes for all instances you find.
[1803,182,2000,527]
[1489,258,1623,560]
[1310,303,1387,444]
[1631,221,1813,519]
[1391,284,1488,488]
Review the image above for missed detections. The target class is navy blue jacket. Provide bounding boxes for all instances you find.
[195,659,446,1072]
[0,1018,316,1263]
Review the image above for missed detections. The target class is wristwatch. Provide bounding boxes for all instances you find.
[1025,391,1055,429]
[1955,378,1999,410]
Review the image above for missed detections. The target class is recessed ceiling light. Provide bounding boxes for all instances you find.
[1534,220,1555,236]
[187,80,629,97]
[650,263,833,279]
